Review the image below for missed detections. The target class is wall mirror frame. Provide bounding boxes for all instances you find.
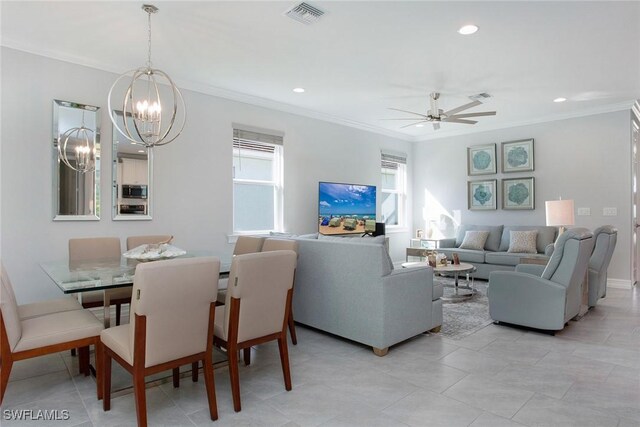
[52,100,101,221]
[111,110,153,221]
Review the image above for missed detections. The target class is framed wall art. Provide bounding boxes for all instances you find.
[468,179,497,210]
[467,143,497,176]
[501,138,534,173]
[502,177,535,210]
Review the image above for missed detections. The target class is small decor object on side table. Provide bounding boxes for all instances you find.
[452,253,460,265]
[416,229,424,238]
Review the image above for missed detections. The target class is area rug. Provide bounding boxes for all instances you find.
[436,276,493,340]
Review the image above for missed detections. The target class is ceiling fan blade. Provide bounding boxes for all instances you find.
[388,108,428,118]
[443,100,482,116]
[379,118,430,121]
[432,122,441,131]
[400,121,427,129]
[443,118,478,125]
[449,111,497,119]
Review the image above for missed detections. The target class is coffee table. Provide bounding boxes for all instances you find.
[402,261,476,302]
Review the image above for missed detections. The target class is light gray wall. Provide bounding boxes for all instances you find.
[413,111,632,282]
[1,48,412,303]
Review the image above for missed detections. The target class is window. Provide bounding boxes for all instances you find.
[233,128,283,233]
[381,153,407,227]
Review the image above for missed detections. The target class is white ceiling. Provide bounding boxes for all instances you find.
[2,1,639,142]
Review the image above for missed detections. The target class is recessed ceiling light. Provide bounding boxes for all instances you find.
[137,150,145,153]
[553,97,567,103]
[293,87,305,93]
[416,124,424,128]
[458,25,478,35]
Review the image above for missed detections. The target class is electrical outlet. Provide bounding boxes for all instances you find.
[603,207,617,216]
[577,208,591,216]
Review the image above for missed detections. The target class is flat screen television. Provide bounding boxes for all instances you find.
[318,181,376,235]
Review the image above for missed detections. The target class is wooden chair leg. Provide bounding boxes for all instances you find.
[172,367,180,388]
[203,355,218,421]
[0,356,13,405]
[95,341,104,400]
[103,351,112,411]
[133,371,148,427]
[115,304,121,326]
[192,362,199,382]
[243,347,251,366]
[277,334,292,391]
[288,310,297,345]
[228,347,242,412]
[78,346,90,376]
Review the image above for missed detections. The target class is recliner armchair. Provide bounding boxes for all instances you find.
[587,226,617,307]
[488,228,594,332]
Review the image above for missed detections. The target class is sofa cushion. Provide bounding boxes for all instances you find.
[485,251,548,266]
[499,226,557,253]
[437,248,485,264]
[459,231,490,250]
[507,230,538,254]
[455,225,503,252]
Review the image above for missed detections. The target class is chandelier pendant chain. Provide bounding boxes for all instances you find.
[146,9,153,70]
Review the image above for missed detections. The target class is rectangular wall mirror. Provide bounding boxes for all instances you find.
[52,100,100,221]
[112,111,153,220]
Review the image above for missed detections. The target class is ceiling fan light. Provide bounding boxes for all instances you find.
[415,124,424,127]
[458,24,479,35]
[553,97,567,103]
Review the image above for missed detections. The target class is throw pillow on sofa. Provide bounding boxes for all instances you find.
[507,230,538,253]
[459,231,490,250]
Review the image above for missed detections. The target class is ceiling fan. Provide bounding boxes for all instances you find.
[384,92,496,130]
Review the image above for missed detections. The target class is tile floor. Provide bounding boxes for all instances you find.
[1,286,639,426]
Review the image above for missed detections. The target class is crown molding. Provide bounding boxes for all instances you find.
[2,42,635,145]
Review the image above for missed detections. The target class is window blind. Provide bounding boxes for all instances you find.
[381,152,407,169]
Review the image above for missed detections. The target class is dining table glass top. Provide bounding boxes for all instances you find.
[41,251,231,294]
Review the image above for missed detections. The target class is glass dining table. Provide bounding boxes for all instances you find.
[40,251,231,328]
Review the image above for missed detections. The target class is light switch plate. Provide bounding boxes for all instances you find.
[577,208,591,216]
[603,207,617,216]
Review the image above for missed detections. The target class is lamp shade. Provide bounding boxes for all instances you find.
[545,200,575,226]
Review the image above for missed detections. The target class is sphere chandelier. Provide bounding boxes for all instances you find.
[108,4,185,148]
[58,110,96,173]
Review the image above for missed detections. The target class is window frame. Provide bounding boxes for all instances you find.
[232,140,283,235]
[381,156,407,229]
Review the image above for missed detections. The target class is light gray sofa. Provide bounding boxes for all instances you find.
[436,225,557,280]
[292,235,442,356]
[488,228,594,331]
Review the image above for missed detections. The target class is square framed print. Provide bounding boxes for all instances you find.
[501,139,534,173]
[502,177,535,210]
[468,179,497,210]
[467,143,497,176]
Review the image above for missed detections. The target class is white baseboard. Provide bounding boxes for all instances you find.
[608,279,634,289]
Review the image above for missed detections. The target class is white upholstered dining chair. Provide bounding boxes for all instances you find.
[69,237,131,326]
[101,256,220,427]
[260,238,299,346]
[216,236,265,304]
[0,265,104,404]
[213,250,297,412]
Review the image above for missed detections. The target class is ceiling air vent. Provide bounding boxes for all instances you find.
[469,93,492,101]
[285,2,324,25]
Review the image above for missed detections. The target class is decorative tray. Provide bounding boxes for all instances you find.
[123,243,186,261]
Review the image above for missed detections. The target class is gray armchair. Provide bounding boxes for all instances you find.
[488,228,594,332]
[588,226,617,307]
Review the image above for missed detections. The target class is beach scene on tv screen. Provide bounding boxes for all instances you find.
[318,182,376,235]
